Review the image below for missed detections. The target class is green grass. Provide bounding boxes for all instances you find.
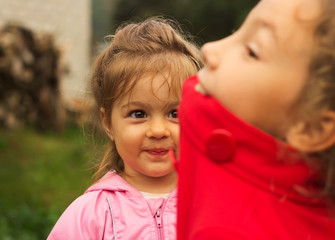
[0,125,99,239]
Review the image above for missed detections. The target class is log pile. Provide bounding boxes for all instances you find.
[0,24,66,132]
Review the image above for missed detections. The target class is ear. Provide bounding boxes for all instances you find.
[286,110,335,153]
[100,107,114,141]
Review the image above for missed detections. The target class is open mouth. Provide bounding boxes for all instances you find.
[195,83,208,95]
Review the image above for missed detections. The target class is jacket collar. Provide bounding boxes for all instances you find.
[85,171,177,200]
[179,75,324,205]
[85,171,138,194]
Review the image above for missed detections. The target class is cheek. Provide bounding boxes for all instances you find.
[114,133,138,163]
[114,126,141,143]
[171,124,180,145]
[113,125,138,145]
[209,71,247,109]
[205,57,248,106]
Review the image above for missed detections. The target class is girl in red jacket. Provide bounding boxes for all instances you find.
[48,17,202,239]
[177,0,335,239]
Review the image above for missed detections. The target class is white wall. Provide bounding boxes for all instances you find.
[0,0,91,102]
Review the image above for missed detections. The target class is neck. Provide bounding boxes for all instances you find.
[120,170,177,194]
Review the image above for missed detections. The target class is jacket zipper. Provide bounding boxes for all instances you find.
[154,207,163,239]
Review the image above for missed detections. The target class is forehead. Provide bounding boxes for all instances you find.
[254,0,320,16]
[251,0,321,25]
[119,73,181,103]
[247,0,321,55]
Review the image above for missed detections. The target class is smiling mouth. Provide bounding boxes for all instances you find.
[146,149,169,156]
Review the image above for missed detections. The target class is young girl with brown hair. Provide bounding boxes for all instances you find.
[48,17,202,239]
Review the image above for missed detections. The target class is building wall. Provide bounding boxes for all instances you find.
[0,0,91,102]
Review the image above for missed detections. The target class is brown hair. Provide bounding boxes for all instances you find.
[295,0,335,200]
[90,17,203,180]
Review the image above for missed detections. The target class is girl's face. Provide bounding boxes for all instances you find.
[109,74,179,191]
[198,0,320,139]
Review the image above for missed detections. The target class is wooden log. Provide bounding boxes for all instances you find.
[0,24,66,132]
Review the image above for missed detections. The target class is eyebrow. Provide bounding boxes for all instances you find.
[121,101,144,110]
[121,100,180,111]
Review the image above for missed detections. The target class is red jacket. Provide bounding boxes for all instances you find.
[177,75,335,240]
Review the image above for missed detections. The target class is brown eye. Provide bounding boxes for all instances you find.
[168,110,178,119]
[130,110,147,118]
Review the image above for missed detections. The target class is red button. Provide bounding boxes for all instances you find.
[206,129,236,163]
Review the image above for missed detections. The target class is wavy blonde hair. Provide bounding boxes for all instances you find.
[293,0,335,200]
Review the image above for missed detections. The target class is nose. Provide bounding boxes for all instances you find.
[146,118,170,139]
[201,39,224,70]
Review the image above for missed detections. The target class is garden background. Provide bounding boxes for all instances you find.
[0,0,257,239]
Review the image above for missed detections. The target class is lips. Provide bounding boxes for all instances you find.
[145,149,169,156]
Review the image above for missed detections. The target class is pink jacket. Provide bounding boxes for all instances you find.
[47,171,177,240]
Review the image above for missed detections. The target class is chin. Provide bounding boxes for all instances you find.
[148,169,175,178]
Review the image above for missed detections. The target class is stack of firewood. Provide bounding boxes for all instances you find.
[0,24,66,132]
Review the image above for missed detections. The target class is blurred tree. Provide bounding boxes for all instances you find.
[110,0,258,44]
[91,0,115,42]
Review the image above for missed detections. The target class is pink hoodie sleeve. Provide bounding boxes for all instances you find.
[47,191,111,240]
